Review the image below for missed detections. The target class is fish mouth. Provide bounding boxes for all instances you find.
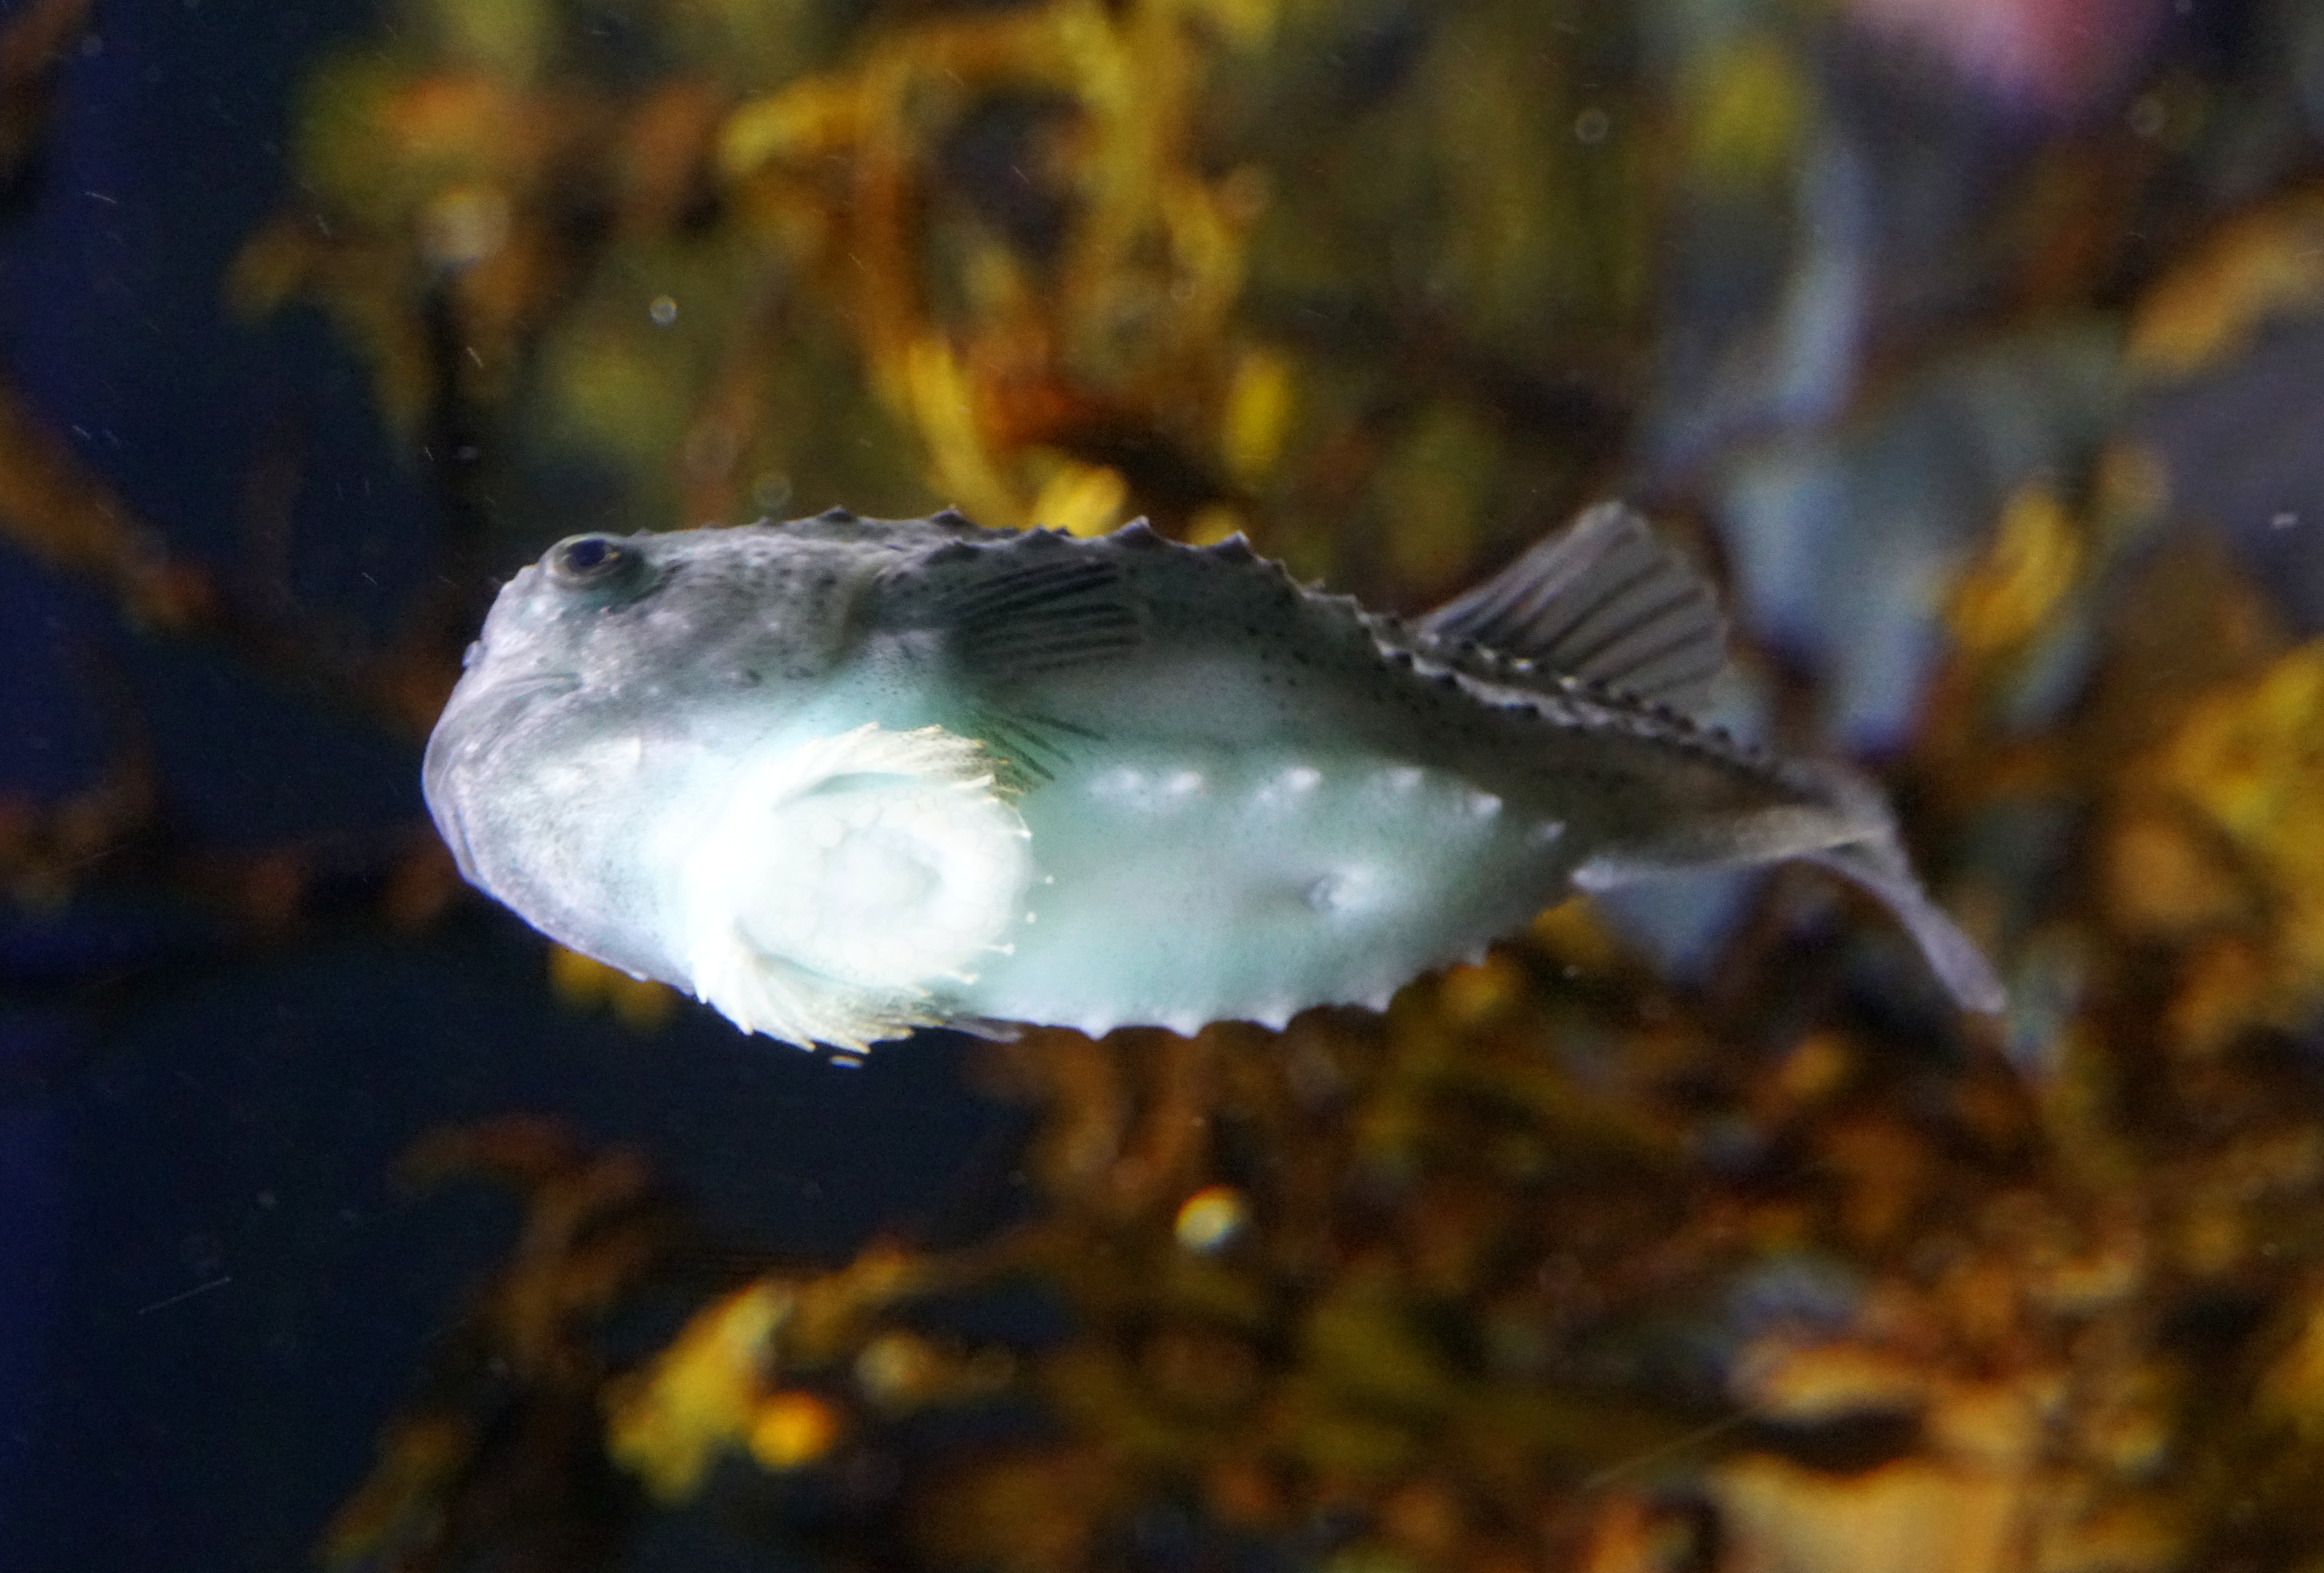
[476,670,585,703]
[422,671,582,883]
[420,725,486,882]
[427,781,483,883]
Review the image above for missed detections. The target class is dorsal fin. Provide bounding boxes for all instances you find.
[1418,503,1728,713]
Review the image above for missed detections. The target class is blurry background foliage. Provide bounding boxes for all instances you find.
[19,0,2324,1568]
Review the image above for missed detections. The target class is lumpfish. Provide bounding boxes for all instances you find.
[423,504,2004,1052]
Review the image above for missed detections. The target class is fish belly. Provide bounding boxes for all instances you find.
[955,743,1573,1036]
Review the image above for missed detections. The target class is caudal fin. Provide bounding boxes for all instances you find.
[1803,840,2007,1015]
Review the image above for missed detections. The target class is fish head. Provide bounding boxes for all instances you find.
[454,525,880,699]
[422,524,887,979]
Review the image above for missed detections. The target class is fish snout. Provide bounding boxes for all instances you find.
[421,671,581,883]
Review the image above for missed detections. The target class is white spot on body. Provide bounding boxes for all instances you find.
[1303,864,1383,917]
[1256,763,1325,806]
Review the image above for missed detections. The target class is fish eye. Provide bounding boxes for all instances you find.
[545,534,642,591]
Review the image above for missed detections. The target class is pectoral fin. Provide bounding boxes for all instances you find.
[895,529,1144,685]
[966,705,1102,793]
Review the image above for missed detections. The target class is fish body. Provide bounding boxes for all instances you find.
[424,506,2004,1051]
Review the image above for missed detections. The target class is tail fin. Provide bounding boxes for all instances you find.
[1803,840,2007,1015]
